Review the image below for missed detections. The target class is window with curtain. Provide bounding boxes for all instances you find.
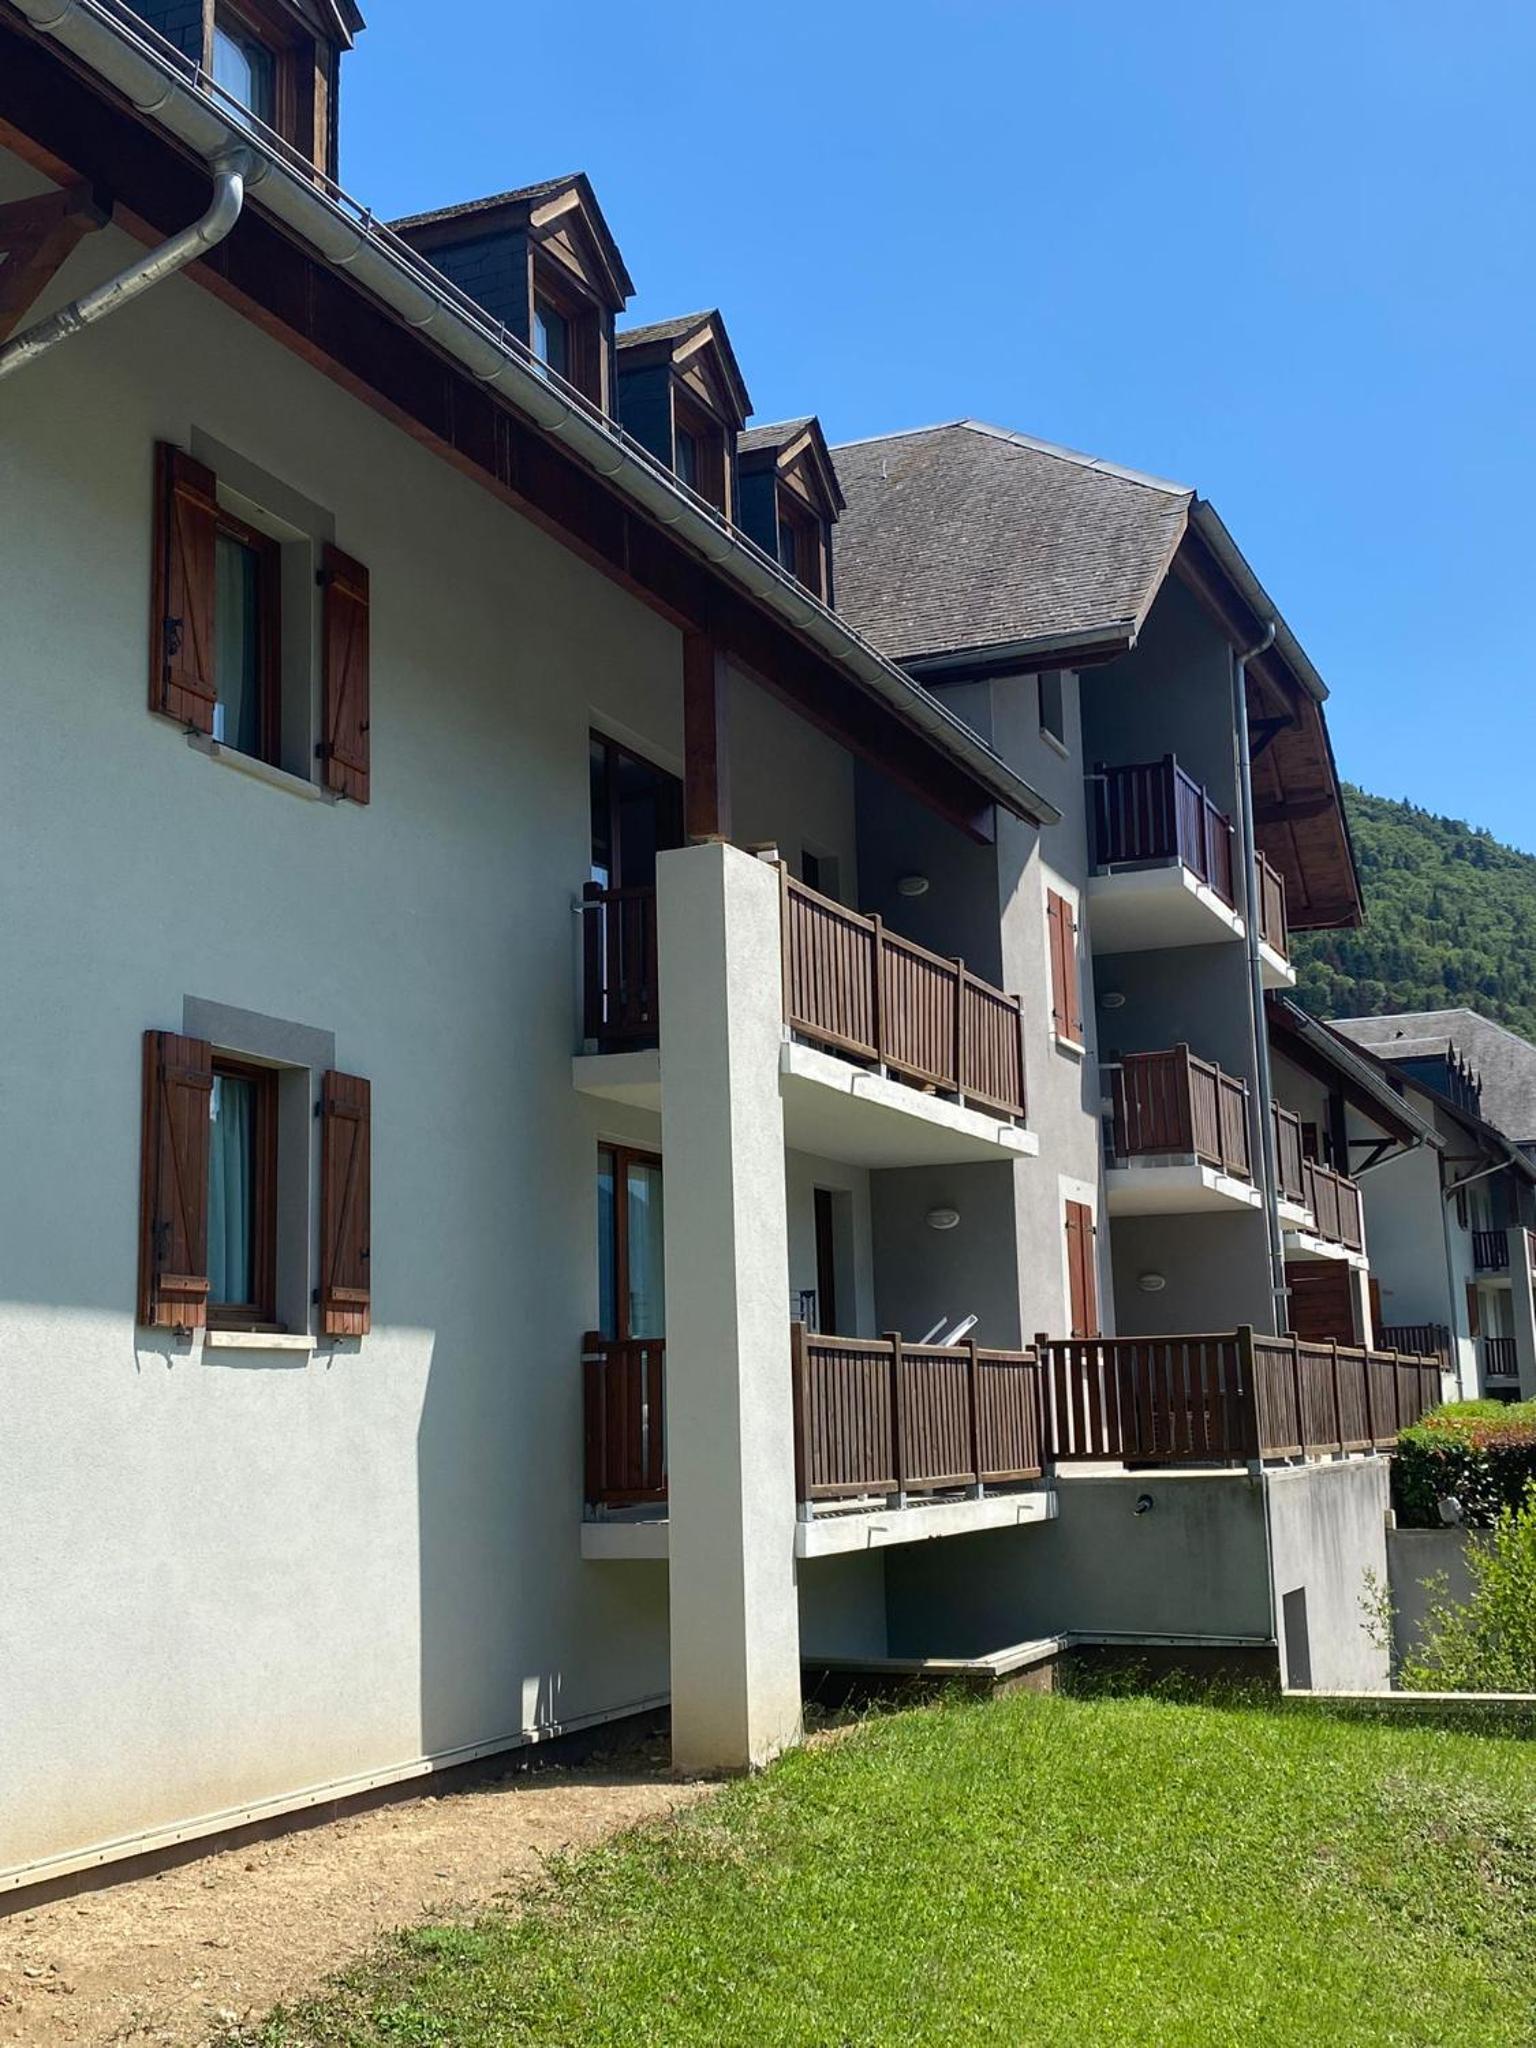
[208,1060,276,1323]
[212,510,280,764]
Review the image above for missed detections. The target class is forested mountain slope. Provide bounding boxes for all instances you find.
[1293,789,1536,1039]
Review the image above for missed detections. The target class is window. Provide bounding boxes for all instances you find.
[1038,669,1066,750]
[151,442,371,802]
[598,1146,665,1341]
[1046,888,1084,1047]
[213,508,280,763]
[530,263,603,403]
[672,394,727,513]
[138,1029,372,1338]
[208,1058,278,1327]
[212,11,278,127]
[589,733,683,891]
[801,848,840,902]
[532,297,570,381]
[777,496,825,598]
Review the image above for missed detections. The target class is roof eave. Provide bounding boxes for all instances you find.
[3,0,1052,833]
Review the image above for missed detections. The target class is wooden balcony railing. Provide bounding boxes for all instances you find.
[1110,1046,1251,1180]
[583,1333,666,1508]
[1091,756,1236,908]
[1256,851,1289,960]
[580,872,1027,1120]
[1473,1229,1510,1273]
[791,1324,1046,1502]
[1042,1330,1444,1464]
[1483,1335,1520,1381]
[1303,1160,1365,1251]
[780,873,1027,1119]
[1273,1104,1307,1204]
[1379,1322,1452,1366]
[582,1323,1448,1515]
[581,883,660,1050]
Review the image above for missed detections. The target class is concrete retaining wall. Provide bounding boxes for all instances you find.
[1387,1526,1477,1672]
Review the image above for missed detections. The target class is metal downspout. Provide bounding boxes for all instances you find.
[0,150,252,381]
[1233,624,1285,1335]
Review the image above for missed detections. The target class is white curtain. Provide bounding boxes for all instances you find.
[208,1073,254,1307]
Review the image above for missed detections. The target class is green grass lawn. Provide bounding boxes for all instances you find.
[251,1689,1536,2048]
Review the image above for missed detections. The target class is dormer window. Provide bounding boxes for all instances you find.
[532,297,569,379]
[392,176,633,416]
[616,312,751,523]
[736,417,846,602]
[213,9,278,126]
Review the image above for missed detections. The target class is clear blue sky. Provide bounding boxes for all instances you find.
[344,2,1534,847]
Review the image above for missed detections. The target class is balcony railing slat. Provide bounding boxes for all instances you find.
[1093,757,1237,910]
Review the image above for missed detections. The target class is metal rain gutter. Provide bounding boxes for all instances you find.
[0,145,250,378]
[2,0,1059,830]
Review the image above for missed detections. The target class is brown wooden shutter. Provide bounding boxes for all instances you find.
[137,1030,213,1328]
[1466,1282,1480,1339]
[1065,1200,1099,1338]
[150,443,218,733]
[321,545,370,803]
[320,1071,371,1336]
[1047,890,1083,1045]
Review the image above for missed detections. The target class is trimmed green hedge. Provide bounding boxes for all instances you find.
[1394,1402,1536,1528]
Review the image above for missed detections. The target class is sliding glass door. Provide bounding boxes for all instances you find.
[597,1145,665,1341]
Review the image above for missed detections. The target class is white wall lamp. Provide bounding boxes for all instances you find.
[897,874,930,898]
[926,1206,961,1232]
[1100,991,1126,1010]
[1136,1271,1166,1293]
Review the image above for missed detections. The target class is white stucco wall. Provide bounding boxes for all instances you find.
[0,169,701,1881]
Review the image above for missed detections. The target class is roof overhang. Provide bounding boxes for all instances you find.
[0,0,1057,840]
[1267,996,1441,1150]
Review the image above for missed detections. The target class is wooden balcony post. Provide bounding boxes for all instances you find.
[965,1336,983,1495]
[887,1331,907,1505]
[1328,1338,1343,1455]
[952,957,965,1101]
[682,632,731,843]
[1289,1332,1306,1457]
[1236,1324,1261,1461]
[1035,1334,1055,1466]
[870,915,887,1071]
[790,1319,811,1518]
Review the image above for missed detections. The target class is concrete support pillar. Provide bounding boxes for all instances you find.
[1511,1232,1536,1402]
[658,841,802,1772]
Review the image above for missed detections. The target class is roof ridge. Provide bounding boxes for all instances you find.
[831,417,1192,499]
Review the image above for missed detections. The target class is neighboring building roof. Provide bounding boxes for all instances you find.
[832,420,1191,667]
[831,418,1362,934]
[1268,996,1441,1151]
[1333,1010,1536,1146]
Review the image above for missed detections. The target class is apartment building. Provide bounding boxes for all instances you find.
[0,0,1445,1897]
[1330,1019,1536,1399]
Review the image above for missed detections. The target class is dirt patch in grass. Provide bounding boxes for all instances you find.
[0,1738,703,2048]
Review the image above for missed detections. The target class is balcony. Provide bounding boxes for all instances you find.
[583,1324,1052,1557]
[1272,1104,1366,1261]
[1104,1045,1261,1216]
[582,1324,1446,1549]
[1378,1321,1452,1366]
[577,866,1037,1168]
[1474,1229,1511,1275]
[1087,757,1293,984]
[1483,1335,1520,1385]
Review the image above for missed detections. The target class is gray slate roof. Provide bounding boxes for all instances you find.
[738,417,815,454]
[391,176,582,232]
[617,312,716,349]
[1333,1009,1536,1145]
[831,420,1193,664]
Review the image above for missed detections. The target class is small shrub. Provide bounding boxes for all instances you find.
[1393,1403,1536,1529]
[1403,1482,1536,1692]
